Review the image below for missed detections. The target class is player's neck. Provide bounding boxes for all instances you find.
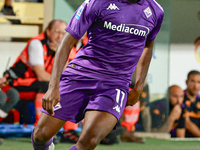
[128,0,139,4]
[186,89,196,102]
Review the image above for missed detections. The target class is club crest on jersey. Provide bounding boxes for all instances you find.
[53,102,62,111]
[144,7,152,18]
[107,3,119,10]
[75,5,84,20]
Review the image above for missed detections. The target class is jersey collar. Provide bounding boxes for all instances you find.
[119,0,145,5]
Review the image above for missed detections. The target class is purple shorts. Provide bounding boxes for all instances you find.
[41,71,128,123]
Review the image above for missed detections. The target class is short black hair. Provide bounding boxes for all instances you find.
[187,70,200,80]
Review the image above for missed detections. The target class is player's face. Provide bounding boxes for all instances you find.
[46,21,67,45]
[170,87,184,106]
[186,74,200,96]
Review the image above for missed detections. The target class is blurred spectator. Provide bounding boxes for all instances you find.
[2,19,67,125]
[0,0,21,24]
[183,70,200,137]
[150,85,185,137]
[0,74,19,123]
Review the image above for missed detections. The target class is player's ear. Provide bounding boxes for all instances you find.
[46,28,51,37]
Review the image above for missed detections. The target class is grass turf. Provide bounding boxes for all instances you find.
[1,137,200,150]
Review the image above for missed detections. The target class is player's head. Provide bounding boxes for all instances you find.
[45,19,67,46]
[169,85,184,106]
[186,70,200,96]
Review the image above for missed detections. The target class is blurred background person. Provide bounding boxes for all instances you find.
[2,19,67,126]
[183,70,200,137]
[150,85,185,137]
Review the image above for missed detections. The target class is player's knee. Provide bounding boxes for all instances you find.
[33,127,49,144]
[78,136,99,149]
[7,88,19,104]
[0,91,7,107]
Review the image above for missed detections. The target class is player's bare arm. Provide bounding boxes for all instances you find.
[42,32,77,115]
[127,40,154,106]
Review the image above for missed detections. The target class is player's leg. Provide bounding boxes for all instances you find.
[31,113,66,150]
[69,110,118,150]
[68,82,128,150]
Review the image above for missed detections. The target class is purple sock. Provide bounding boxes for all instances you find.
[68,145,78,150]
[31,131,54,150]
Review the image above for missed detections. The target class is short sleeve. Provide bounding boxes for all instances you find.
[28,39,44,66]
[147,11,164,41]
[65,0,100,40]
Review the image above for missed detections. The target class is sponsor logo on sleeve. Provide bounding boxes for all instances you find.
[75,5,84,20]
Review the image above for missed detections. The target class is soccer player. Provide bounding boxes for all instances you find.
[32,0,164,149]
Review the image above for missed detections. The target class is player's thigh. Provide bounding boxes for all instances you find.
[34,113,66,139]
[80,110,118,142]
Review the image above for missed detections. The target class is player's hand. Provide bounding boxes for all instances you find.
[126,88,141,106]
[49,42,59,52]
[42,87,60,116]
[0,74,9,88]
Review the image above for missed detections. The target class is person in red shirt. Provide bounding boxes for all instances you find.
[2,19,67,125]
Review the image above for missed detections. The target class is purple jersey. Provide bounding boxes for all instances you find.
[65,0,164,85]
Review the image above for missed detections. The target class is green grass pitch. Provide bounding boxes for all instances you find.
[1,137,200,150]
